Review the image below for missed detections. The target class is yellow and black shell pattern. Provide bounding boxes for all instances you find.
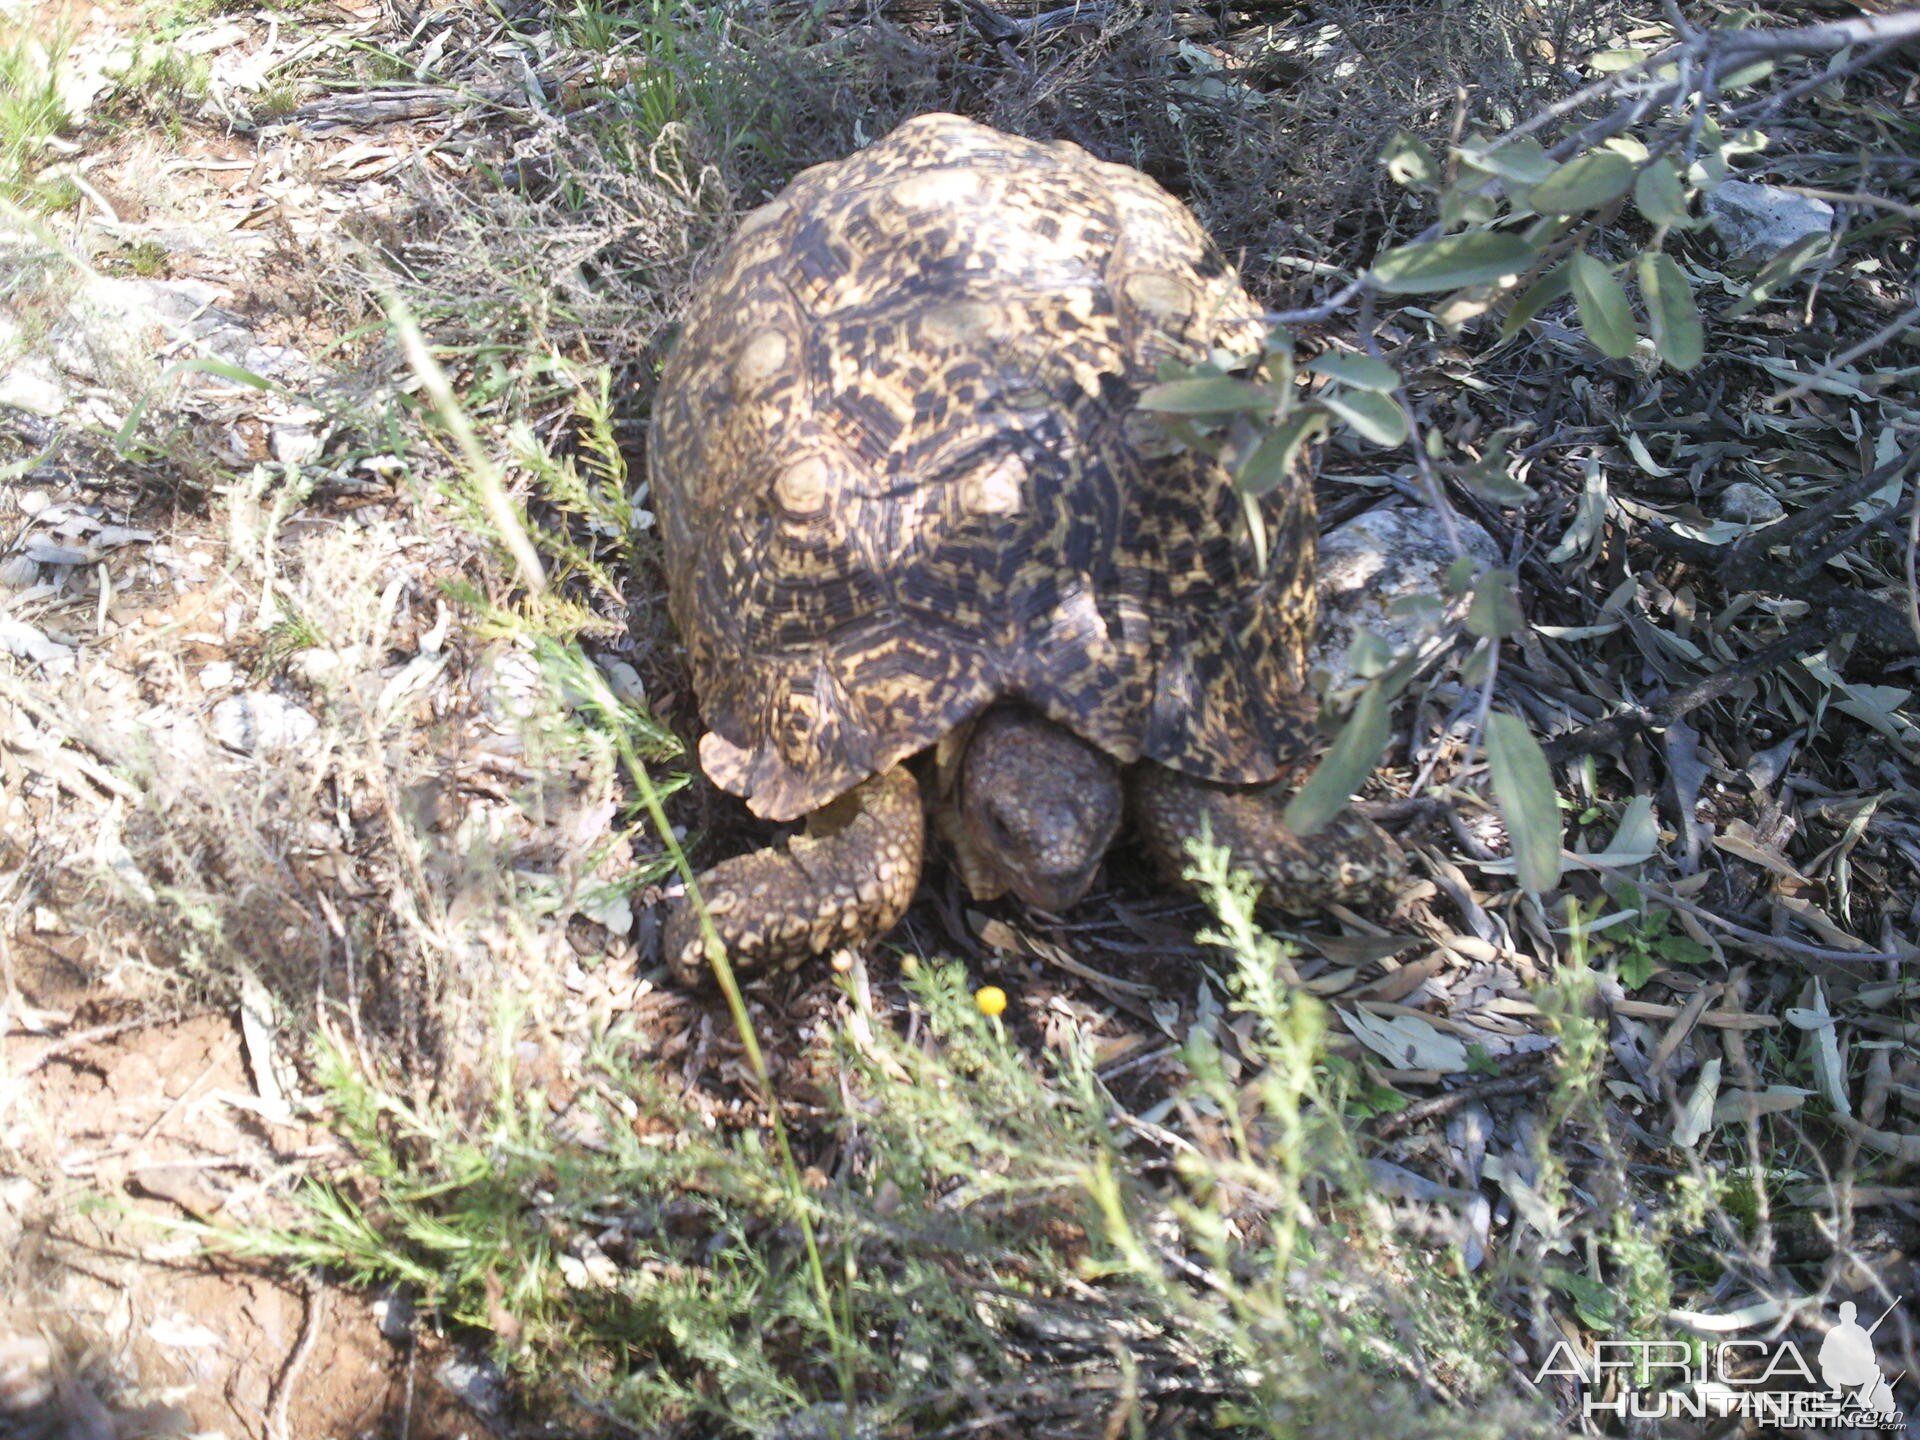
[648,113,1320,823]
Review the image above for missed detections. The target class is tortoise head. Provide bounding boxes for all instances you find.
[957,706,1123,913]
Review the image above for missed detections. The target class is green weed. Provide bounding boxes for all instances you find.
[0,29,76,210]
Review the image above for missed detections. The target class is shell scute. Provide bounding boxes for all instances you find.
[650,114,1317,821]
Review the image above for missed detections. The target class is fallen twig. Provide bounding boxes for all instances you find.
[1371,1068,1551,1139]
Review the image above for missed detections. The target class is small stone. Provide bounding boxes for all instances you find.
[197,661,237,691]
[603,660,646,706]
[0,1333,54,1416]
[436,1355,506,1416]
[1705,180,1835,265]
[1718,481,1785,525]
[1312,501,1500,693]
[373,1288,415,1342]
[209,691,319,754]
[16,490,50,516]
[270,422,322,464]
[287,647,342,686]
[0,356,66,417]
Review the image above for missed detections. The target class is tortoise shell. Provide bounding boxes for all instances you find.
[648,113,1320,823]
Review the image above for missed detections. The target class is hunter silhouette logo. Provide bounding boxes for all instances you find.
[1819,1300,1901,1420]
[1536,1296,1906,1427]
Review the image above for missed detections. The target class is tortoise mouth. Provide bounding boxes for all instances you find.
[1003,864,1101,916]
[956,705,1123,915]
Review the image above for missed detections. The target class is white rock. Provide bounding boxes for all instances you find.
[0,354,67,416]
[1312,502,1499,693]
[270,422,322,464]
[240,343,308,382]
[209,691,319,754]
[287,647,342,686]
[1705,180,1834,264]
[1718,481,1785,524]
[197,661,237,691]
[82,276,226,330]
[16,490,50,517]
[475,645,546,725]
[603,659,646,706]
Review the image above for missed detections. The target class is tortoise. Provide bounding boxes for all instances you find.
[649,113,1400,984]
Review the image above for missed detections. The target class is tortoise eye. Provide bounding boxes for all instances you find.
[984,807,1018,847]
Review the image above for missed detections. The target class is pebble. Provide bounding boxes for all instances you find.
[435,1356,506,1416]
[1312,501,1500,692]
[209,691,319,754]
[1704,180,1835,265]
[1718,481,1786,525]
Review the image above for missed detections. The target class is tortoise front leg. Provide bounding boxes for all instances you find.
[663,766,926,986]
[1130,764,1402,914]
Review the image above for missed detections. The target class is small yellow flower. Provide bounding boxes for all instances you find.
[974,985,1008,1018]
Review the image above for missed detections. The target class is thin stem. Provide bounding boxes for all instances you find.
[1771,296,1920,406]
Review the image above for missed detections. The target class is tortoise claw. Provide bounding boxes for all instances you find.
[663,766,926,986]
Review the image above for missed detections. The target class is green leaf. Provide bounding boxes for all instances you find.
[1499,262,1571,340]
[1530,151,1635,216]
[1260,330,1295,389]
[1466,570,1525,639]
[1617,942,1657,991]
[1439,186,1500,231]
[1587,48,1648,74]
[1137,377,1275,415]
[1725,233,1829,318]
[1370,233,1536,294]
[1284,685,1390,838]
[1455,462,1535,507]
[1568,250,1638,359]
[1451,434,1535,506]
[1545,1267,1618,1331]
[1317,390,1409,448]
[1633,158,1690,228]
[1637,252,1704,371]
[1486,712,1563,894]
[1235,409,1327,495]
[115,356,283,453]
[1721,58,1775,91]
[1308,352,1401,392]
[1457,136,1556,185]
[1382,131,1439,188]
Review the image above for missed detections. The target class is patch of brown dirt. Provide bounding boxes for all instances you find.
[0,1011,494,1440]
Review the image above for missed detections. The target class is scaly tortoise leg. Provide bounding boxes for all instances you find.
[662,766,926,986]
[1130,764,1403,914]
